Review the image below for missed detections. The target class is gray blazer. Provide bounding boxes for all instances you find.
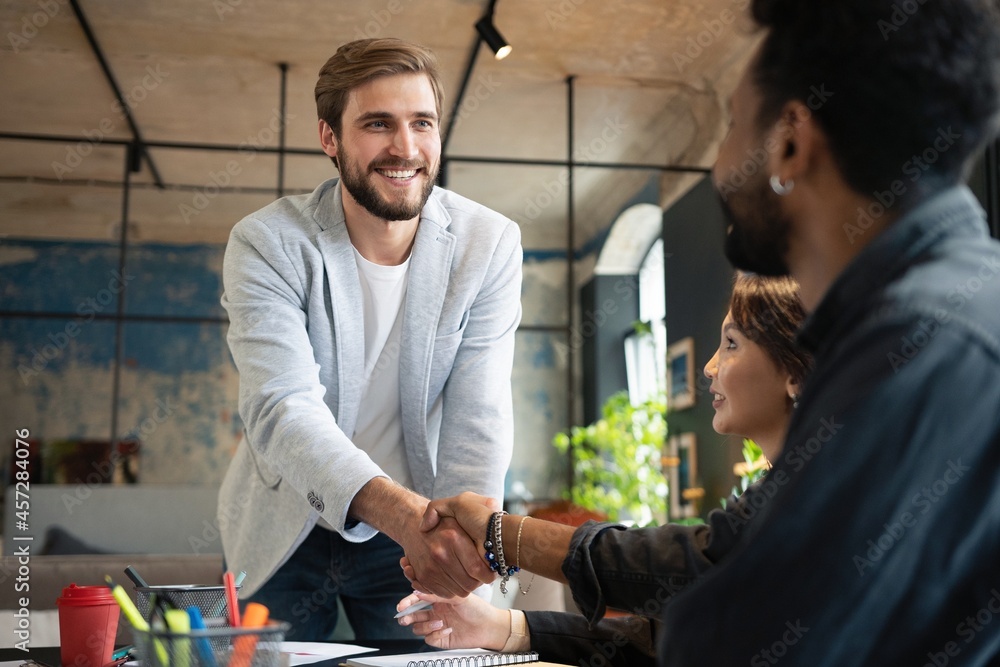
[217,179,522,595]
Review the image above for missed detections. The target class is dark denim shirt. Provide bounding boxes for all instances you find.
[655,186,1000,665]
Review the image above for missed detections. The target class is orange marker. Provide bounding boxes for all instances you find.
[241,601,269,626]
[231,602,269,667]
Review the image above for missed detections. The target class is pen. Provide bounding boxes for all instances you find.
[186,607,218,667]
[111,646,135,661]
[148,592,161,624]
[394,600,433,618]
[105,576,169,666]
[153,592,178,622]
[101,652,133,667]
[224,570,241,627]
[209,570,246,618]
[124,565,149,589]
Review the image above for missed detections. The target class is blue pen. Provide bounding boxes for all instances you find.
[186,607,218,667]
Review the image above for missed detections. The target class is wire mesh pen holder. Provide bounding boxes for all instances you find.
[133,622,289,667]
[135,585,242,650]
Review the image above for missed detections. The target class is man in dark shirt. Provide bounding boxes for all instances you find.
[659,0,1000,664]
[411,1,1000,664]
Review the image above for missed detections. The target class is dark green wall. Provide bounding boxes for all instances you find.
[661,176,740,516]
[580,274,641,425]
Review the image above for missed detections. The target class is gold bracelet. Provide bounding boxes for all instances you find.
[515,515,534,595]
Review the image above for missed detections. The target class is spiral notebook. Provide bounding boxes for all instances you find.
[345,648,541,666]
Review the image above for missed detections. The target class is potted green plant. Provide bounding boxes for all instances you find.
[731,438,769,497]
[552,390,668,526]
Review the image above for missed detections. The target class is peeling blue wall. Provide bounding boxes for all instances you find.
[0,239,237,485]
[0,238,568,497]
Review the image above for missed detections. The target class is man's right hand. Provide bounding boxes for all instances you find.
[419,491,498,540]
[398,492,500,594]
[398,513,495,598]
[410,491,576,585]
[348,478,497,598]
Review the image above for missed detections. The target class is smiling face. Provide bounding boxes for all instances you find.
[322,72,441,222]
[704,311,796,461]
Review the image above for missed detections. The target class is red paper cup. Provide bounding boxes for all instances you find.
[58,584,121,667]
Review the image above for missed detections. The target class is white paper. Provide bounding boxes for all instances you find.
[280,641,377,666]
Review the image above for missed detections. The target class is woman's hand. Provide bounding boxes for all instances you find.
[396,591,512,651]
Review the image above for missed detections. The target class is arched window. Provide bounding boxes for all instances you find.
[593,203,666,404]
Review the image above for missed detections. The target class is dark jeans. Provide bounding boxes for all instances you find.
[246,525,414,641]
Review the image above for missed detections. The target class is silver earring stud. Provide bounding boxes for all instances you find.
[791,393,799,409]
[770,175,794,196]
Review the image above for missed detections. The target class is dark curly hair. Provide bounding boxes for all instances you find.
[749,0,1000,203]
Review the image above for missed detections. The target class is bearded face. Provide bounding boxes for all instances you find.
[325,72,442,223]
[337,141,437,222]
[716,168,792,277]
[712,53,793,277]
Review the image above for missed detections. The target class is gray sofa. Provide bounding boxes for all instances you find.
[1,484,224,646]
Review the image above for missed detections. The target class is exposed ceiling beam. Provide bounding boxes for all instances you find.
[440,0,491,173]
[68,0,164,188]
[277,62,289,198]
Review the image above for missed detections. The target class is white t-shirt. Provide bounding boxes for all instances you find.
[350,246,414,491]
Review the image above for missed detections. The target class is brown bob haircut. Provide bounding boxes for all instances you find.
[729,272,812,386]
[314,37,444,140]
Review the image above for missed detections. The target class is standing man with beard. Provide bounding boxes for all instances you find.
[660,0,1000,664]
[217,38,521,640]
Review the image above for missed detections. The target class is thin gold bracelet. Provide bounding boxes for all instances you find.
[515,515,535,595]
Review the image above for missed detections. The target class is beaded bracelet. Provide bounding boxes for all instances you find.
[484,511,498,569]
[483,510,503,573]
[483,510,519,594]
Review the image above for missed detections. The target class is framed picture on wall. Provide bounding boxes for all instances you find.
[667,337,695,410]
[665,432,700,519]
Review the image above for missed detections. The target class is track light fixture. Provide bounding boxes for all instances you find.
[475,1,511,60]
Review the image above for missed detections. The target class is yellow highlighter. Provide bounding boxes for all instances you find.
[164,609,191,667]
[105,576,170,666]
